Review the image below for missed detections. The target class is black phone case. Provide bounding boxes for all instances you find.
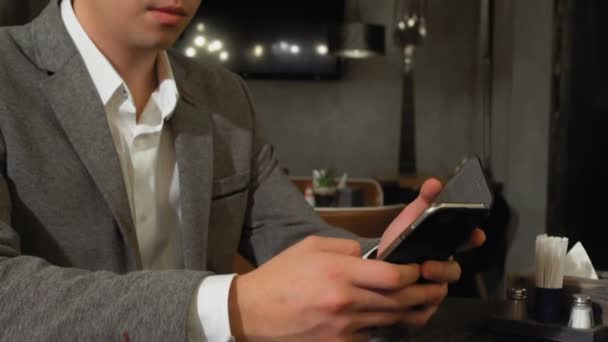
[379,156,493,265]
[382,206,489,265]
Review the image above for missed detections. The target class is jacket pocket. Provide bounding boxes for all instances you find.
[211,170,251,200]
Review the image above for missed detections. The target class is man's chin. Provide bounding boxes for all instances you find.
[137,35,180,51]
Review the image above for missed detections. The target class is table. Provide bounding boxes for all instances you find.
[407,298,544,342]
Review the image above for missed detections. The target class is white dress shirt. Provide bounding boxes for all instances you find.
[60,1,235,340]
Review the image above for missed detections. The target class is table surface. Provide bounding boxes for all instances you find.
[406,298,544,342]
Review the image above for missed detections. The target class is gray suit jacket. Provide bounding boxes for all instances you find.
[0,1,376,340]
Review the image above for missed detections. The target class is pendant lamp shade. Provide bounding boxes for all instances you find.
[329,22,386,58]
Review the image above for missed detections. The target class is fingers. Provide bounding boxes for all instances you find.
[348,312,403,331]
[344,332,371,342]
[456,228,487,253]
[421,260,461,283]
[391,283,448,309]
[344,259,420,291]
[301,237,422,290]
[468,228,486,248]
[345,284,447,332]
[344,282,448,313]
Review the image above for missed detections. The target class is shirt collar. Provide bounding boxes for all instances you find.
[60,0,178,119]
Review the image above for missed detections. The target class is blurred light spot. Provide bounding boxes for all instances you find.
[219,51,230,62]
[253,44,264,58]
[185,47,196,58]
[208,40,223,52]
[194,35,207,47]
[316,44,328,56]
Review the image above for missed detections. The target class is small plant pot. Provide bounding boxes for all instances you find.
[313,187,336,207]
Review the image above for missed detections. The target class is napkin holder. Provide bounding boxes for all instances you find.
[486,273,608,341]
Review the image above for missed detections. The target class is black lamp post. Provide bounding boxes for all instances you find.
[393,0,427,174]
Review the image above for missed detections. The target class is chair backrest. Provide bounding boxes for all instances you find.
[315,204,405,238]
[290,176,384,207]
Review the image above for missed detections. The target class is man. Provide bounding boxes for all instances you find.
[0,0,484,340]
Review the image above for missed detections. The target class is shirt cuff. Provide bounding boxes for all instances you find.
[193,274,237,342]
[363,244,379,259]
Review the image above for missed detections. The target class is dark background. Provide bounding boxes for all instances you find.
[554,0,608,269]
[176,0,345,79]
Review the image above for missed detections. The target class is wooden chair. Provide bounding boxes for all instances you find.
[315,204,405,238]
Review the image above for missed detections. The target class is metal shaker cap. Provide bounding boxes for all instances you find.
[508,287,527,300]
[572,294,592,307]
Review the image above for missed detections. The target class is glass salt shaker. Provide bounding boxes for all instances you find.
[505,287,527,320]
[568,294,594,329]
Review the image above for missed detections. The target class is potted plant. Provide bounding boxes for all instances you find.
[312,169,337,207]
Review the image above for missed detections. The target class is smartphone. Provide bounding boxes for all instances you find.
[376,156,493,264]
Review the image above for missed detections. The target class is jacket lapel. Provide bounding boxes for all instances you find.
[170,61,214,270]
[25,1,141,267]
[40,62,141,268]
[21,0,215,270]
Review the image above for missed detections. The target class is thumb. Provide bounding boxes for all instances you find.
[379,178,443,254]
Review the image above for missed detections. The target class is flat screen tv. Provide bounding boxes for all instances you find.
[174,0,345,80]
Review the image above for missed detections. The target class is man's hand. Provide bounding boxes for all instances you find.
[378,178,486,256]
[376,178,487,328]
[229,237,445,341]
[228,179,486,341]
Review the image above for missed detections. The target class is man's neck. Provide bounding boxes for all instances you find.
[73,1,158,120]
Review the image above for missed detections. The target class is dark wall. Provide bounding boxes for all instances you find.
[414,0,484,175]
[247,0,489,179]
[0,0,30,25]
[246,0,403,178]
[0,0,47,26]
[561,0,608,269]
[491,0,554,277]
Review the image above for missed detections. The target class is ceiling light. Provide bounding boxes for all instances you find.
[208,40,223,53]
[316,44,328,56]
[253,44,264,57]
[193,35,207,47]
[219,51,229,62]
[328,0,385,59]
[185,47,196,58]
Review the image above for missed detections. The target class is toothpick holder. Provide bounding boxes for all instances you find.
[535,287,565,323]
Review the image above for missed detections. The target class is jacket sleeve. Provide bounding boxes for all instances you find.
[0,127,209,341]
[233,77,379,266]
